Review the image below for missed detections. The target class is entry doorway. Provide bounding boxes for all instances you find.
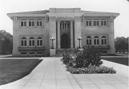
[61,34,70,48]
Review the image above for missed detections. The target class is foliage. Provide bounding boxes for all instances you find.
[115,37,128,53]
[62,53,74,66]
[62,47,116,74]
[75,47,103,68]
[67,65,116,74]
[0,30,13,54]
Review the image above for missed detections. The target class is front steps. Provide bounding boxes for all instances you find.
[56,48,78,56]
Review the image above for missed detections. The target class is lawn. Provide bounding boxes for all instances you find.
[101,56,128,66]
[0,59,42,85]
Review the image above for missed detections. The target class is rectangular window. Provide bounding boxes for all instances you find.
[32,22,35,26]
[93,21,97,26]
[89,21,91,26]
[29,21,31,26]
[21,22,24,26]
[97,21,99,26]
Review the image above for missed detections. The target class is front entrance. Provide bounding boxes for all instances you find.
[60,21,71,49]
[61,34,70,48]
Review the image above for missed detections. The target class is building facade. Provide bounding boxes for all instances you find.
[8,8,119,56]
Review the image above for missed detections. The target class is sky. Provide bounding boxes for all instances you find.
[0,0,129,37]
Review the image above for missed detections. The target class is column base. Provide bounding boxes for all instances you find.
[50,49,56,56]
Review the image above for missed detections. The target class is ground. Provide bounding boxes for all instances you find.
[101,55,128,66]
[0,58,41,85]
[0,57,128,89]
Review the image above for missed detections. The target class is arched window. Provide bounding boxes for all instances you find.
[101,36,107,45]
[86,36,92,45]
[37,37,43,46]
[94,36,99,45]
[21,37,27,46]
[29,37,35,46]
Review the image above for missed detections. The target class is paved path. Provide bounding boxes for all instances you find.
[0,57,128,89]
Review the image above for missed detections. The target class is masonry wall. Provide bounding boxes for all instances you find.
[12,17,50,56]
[81,17,115,54]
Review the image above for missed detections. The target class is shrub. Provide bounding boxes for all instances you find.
[62,53,73,65]
[75,47,103,68]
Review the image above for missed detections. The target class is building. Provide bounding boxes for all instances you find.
[7,8,119,56]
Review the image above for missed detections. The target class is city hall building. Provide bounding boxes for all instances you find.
[8,8,119,56]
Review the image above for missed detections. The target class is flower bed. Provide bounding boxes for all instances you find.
[67,65,116,74]
[61,47,116,74]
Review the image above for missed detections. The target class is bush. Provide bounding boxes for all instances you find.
[62,53,73,65]
[75,47,103,68]
[61,46,116,74]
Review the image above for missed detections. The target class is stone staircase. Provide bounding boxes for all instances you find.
[56,48,77,56]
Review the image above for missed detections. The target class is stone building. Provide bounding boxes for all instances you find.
[7,8,119,56]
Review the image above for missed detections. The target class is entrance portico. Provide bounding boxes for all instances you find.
[56,20,74,49]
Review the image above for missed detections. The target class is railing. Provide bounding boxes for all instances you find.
[18,46,46,51]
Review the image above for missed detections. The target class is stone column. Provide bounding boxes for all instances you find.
[58,21,60,49]
[74,17,82,48]
[108,17,115,54]
[70,21,73,48]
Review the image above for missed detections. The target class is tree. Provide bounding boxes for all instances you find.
[0,30,13,54]
[115,37,128,53]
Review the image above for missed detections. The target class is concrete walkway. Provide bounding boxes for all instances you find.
[0,57,128,89]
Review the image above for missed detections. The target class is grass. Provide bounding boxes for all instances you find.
[0,59,42,85]
[101,56,128,66]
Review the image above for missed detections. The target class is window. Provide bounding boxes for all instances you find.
[86,21,92,26]
[29,21,35,26]
[29,37,35,46]
[86,36,92,45]
[103,21,107,25]
[37,21,40,26]
[101,20,107,26]
[89,21,92,26]
[94,36,99,45]
[21,21,26,26]
[37,37,43,46]
[39,21,42,26]
[21,37,27,46]
[37,21,43,27]
[93,21,97,26]
[21,22,24,26]
[32,21,35,26]
[97,21,99,26]
[101,36,107,45]
[29,21,31,26]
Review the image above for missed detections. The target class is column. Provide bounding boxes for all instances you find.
[74,17,81,48]
[58,21,60,49]
[70,21,73,48]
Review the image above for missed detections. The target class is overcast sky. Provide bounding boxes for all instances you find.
[0,0,129,37]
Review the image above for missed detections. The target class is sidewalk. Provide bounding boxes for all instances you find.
[0,57,128,89]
